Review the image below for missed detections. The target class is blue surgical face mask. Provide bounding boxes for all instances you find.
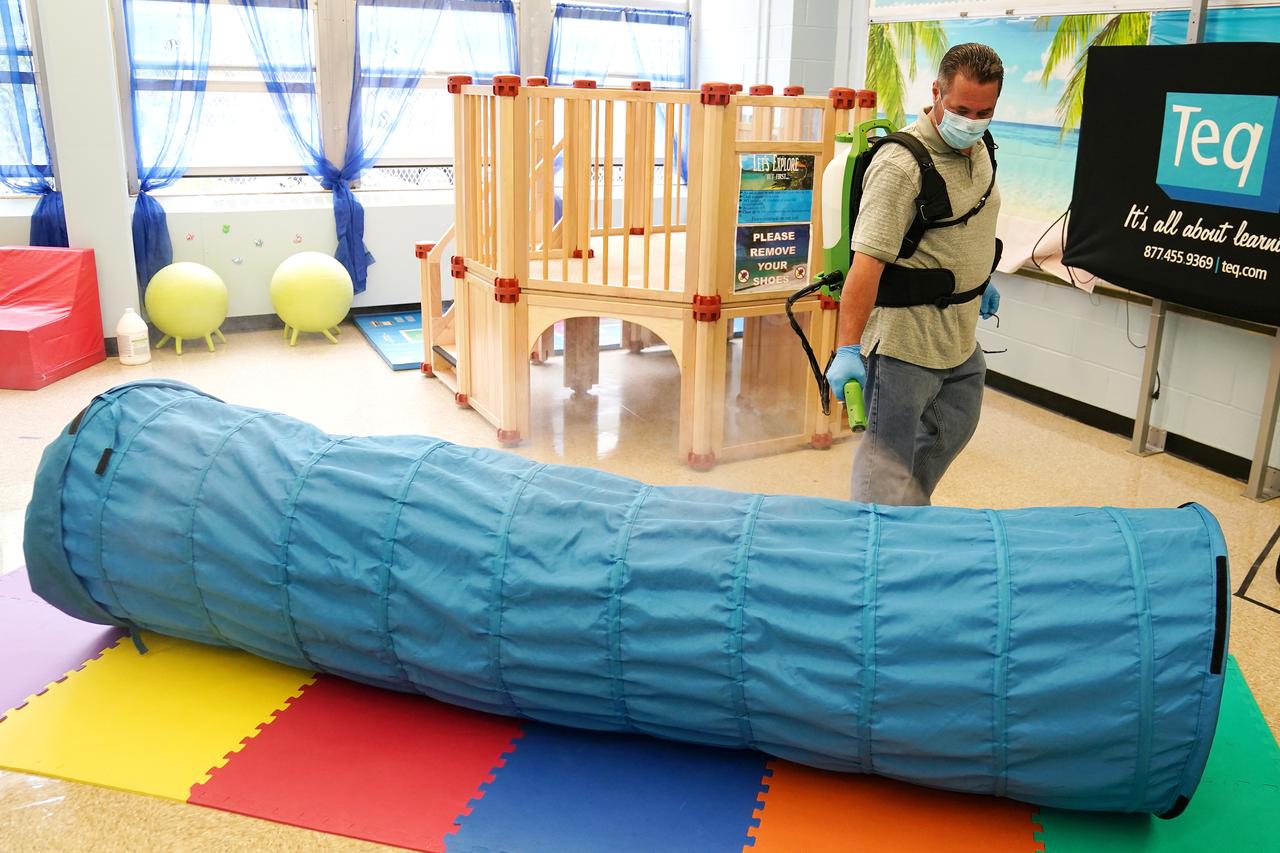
[935,107,991,150]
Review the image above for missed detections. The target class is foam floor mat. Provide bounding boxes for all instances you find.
[2,567,1276,852]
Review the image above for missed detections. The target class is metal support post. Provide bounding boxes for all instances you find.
[1245,330,1280,501]
[1130,299,1167,457]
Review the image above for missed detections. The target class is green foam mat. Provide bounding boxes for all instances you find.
[1037,657,1280,851]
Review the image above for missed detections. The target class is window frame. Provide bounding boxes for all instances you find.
[114,0,328,190]
[0,0,59,192]
[544,1,694,90]
[113,0,521,194]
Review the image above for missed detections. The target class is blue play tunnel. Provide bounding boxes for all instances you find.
[24,380,1229,814]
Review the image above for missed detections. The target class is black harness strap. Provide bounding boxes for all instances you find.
[862,129,998,260]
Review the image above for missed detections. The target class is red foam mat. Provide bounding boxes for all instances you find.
[189,675,523,852]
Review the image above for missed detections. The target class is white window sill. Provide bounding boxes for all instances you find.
[153,187,453,214]
[0,196,38,216]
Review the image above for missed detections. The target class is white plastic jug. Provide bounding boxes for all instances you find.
[116,307,151,365]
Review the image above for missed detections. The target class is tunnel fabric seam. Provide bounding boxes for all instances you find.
[186,411,270,647]
[1106,506,1155,812]
[490,463,549,716]
[379,440,451,689]
[729,493,766,749]
[608,484,653,730]
[275,437,353,670]
[94,395,205,627]
[986,508,1012,798]
[860,504,882,772]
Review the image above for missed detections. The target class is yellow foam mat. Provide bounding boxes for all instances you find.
[0,632,314,801]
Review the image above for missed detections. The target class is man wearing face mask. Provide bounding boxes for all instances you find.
[825,43,1004,506]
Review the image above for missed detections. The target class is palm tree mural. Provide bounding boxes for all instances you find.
[865,22,947,129]
[1035,14,1151,137]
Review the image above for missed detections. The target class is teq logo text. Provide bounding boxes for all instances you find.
[1156,92,1280,214]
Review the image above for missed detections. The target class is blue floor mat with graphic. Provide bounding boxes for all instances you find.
[354,312,423,370]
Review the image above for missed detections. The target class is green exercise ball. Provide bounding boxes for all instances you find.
[144,262,228,355]
[270,252,353,345]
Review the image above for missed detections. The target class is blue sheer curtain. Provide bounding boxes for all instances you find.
[0,0,67,246]
[234,0,516,294]
[545,3,690,186]
[447,0,518,83]
[230,1,361,280]
[545,3,691,88]
[125,0,211,288]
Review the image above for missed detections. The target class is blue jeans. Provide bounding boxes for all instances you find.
[850,346,986,506]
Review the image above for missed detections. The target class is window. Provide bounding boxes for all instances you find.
[119,0,519,195]
[191,0,318,174]
[545,2,691,89]
[0,0,54,194]
[361,0,519,189]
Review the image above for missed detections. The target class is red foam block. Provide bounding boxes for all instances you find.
[0,247,104,390]
[189,674,523,852]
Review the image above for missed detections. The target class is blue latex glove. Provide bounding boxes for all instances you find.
[980,283,1001,319]
[826,344,866,403]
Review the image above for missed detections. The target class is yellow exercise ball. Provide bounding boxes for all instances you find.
[144,262,228,355]
[270,252,354,346]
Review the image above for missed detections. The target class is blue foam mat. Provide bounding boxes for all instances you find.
[448,723,768,853]
[354,312,423,370]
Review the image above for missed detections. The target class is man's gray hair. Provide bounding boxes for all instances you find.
[938,43,1004,94]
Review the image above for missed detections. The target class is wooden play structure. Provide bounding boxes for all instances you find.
[417,75,878,469]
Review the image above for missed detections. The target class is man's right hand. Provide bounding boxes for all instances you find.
[826,344,866,402]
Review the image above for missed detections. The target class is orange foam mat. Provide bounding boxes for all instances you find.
[748,760,1043,853]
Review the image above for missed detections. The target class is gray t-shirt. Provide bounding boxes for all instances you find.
[851,109,1001,369]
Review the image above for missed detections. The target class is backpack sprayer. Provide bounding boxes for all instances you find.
[786,118,894,432]
[787,115,1000,434]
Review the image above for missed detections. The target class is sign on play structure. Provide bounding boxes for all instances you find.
[734,153,814,293]
[1064,43,1279,325]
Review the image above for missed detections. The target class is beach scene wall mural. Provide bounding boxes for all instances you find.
[866,4,1280,288]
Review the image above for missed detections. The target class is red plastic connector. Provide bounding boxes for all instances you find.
[454,392,469,408]
[819,294,838,311]
[628,226,646,236]
[447,75,473,94]
[700,83,732,106]
[810,432,833,450]
[573,79,597,89]
[420,362,435,377]
[857,89,877,109]
[497,428,522,446]
[631,80,652,92]
[571,248,596,259]
[494,277,521,304]
[415,241,435,259]
[692,294,722,322]
[450,255,466,279]
[829,87,856,110]
[784,86,805,97]
[687,451,716,471]
[728,83,743,94]
[526,76,548,87]
[749,84,774,96]
[493,75,520,97]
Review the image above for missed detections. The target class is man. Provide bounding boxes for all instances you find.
[826,43,1004,506]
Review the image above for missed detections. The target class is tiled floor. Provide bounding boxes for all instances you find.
[2,325,1278,849]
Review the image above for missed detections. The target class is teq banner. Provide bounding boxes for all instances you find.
[1064,43,1280,325]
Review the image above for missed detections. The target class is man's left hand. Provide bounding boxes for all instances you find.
[980,283,1000,319]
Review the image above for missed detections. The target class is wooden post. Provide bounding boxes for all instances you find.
[686,82,732,470]
[447,76,475,406]
[783,85,804,140]
[493,75,530,445]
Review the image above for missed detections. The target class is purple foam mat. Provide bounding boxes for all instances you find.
[0,567,124,717]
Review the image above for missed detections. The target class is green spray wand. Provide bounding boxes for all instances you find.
[787,118,893,432]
